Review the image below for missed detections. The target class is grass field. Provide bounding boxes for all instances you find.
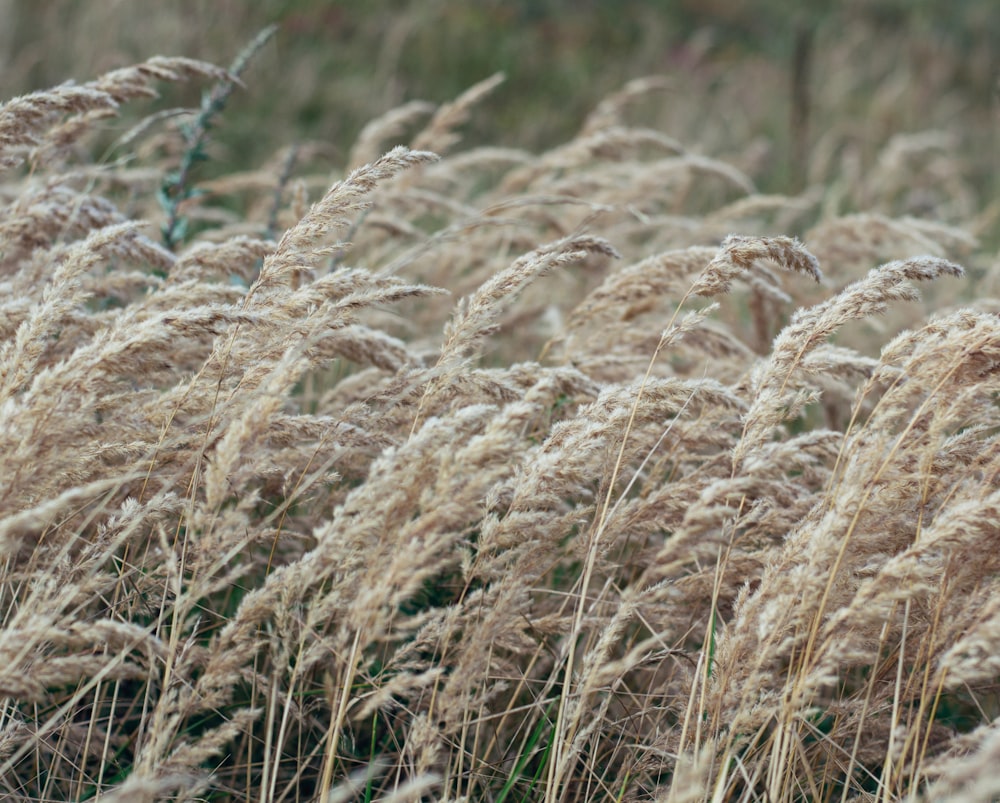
[1,3,999,801]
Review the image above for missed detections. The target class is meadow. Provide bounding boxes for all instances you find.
[1,5,999,801]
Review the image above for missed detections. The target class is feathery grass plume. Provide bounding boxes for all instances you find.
[579,75,674,136]
[250,145,439,294]
[168,235,275,282]
[691,234,821,297]
[921,721,1000,802]
[0,222,162,394]
[557,246,719,363]
[0,56,231,172]
[348,100,437,170]
[0,186,128,270]
[703,191,820,228]
[805,212,975,283]
[410,72,505,156]
[0,85,118,169]
[500,125,687,194]
[439,233,619,366]
[734,255,963,468]
[88,56,234,104]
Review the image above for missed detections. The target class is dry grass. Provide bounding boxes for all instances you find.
[0,44,998,803]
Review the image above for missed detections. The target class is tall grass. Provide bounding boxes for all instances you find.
[0,43,997,803]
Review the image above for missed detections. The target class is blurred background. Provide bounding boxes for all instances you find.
[1,0,997,228]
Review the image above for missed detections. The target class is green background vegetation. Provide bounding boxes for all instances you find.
[2,0,996,197]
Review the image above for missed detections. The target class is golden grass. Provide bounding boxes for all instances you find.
[0,48,997,803]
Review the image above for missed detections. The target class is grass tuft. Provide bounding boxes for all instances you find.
[0,30,995,803]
